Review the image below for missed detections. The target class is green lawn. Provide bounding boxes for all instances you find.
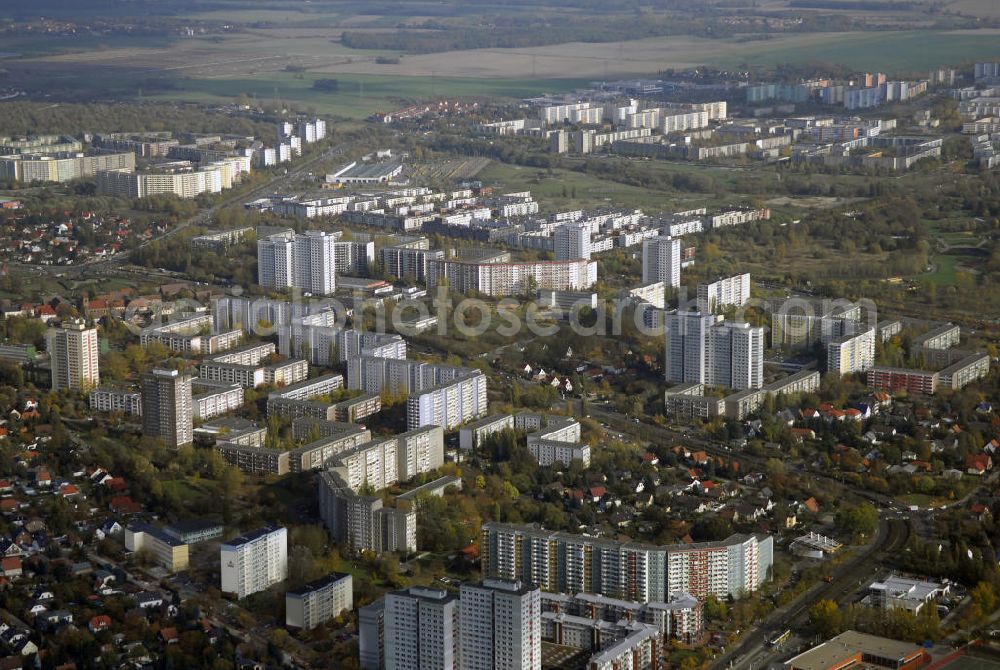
[896,493,936,508]
[918,254,959,286]
[477,162,685,212]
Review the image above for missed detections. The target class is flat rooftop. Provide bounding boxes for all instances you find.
[286,572,351,597]
[223,526,284,548]
[335,162,401,179]
[786,631,922,670]
[870,575,945,601]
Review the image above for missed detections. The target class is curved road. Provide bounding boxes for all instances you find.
[712,517,910,670]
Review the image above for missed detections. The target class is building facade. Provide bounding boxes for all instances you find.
[47,319,100,391]
[642,236,681,288]
[286,573,354,630]
[141,369,194,448]
[220,526,288,599]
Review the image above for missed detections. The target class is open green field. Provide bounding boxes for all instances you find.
[5,24,1000,116]
[147,73,592,118]
[477,162,690,213]
[706,30,1000,73]
[919,255,959,286]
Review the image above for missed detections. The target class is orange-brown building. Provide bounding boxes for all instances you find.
[786,631,928,670]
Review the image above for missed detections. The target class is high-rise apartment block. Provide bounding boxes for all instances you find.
[279,315,406,367]
[359,600,385,670]
[385,587,460,670]
[827,328,876,376]
[220,526,287,599]
[347,356,488,430]
[460,579,542,670]
[379,245,444,282]
[709,321,765,390]
[554,223,592,260]
[258,229,338,295]
[47,319,100,391]
[642,236,681,288]
[318,470,417,554]
[697,273,751,313]
[666,312,764,390]
[141,368,193,448]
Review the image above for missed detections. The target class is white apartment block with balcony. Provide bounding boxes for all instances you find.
[697,273,751,313]
[89,387,142,416]
[827,328,876,376]
[285,572,353,630]
[279,314,406,367]
[526,416,590,467]
[666,312,763,390]
[257,229,338,295]
[48,319,100,391]
[407,374,489,431]
[426,258,597,297]
[220,526,287,599]
[192,381,244,420]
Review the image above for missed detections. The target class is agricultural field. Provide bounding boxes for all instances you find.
[3,22,1000,118]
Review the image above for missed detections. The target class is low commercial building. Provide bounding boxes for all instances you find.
[396,475,463,503]
[327,161,403,185]
[784,631,926,670]
[163,520,224,545]
[537,289,599,312]
[789,532,843,559]
[124,523,189,573]
[868,575,947,614]
[286,573,354,630]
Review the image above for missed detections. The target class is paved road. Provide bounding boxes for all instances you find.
[714,517,910,670]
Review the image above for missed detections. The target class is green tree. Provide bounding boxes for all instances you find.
[809,599,844,638]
